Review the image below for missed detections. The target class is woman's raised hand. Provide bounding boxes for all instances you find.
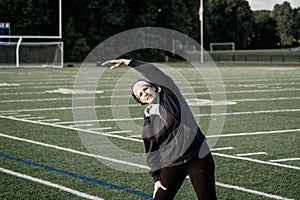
[101,59,131,70]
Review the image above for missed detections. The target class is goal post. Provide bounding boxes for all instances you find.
[0,0,63,68]
[210,42,235,51]
[0,38,63,68]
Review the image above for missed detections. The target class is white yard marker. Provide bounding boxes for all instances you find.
[0,112,18,116]
[0,167,104,200]
[211,147,234,151]
[196,109,300,117]
[128,135,141,138]
[69,124,94,128]
[45,88,103,94]
[215,182,294,200]
[23,117,45,120]
[213,152,300,170]
[235,152,268,157]
[11,114,31,117]
[87,127,112,131]
[0,83,20,86]
[38,119,61,122]
[269,158,300,163]
[206,129,300,138]
[104,130,132,134]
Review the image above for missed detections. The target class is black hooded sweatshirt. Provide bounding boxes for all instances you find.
[129,59,209,182]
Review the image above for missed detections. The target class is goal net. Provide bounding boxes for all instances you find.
[210,42,235,51]
[0,41,63,68]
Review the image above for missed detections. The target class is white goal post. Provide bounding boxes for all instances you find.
[0,37,63,68]
[210,42,235,51]
[0,0,63,68]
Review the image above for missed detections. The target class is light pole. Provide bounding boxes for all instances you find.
[199,0,204,63]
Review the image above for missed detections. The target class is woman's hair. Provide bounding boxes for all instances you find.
[131,79,158,105]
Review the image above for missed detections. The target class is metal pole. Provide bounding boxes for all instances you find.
[16,37,23,68]
[199,0,204,63]
[59,0,62,39]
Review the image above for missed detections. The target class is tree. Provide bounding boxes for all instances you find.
[184,0,201,42]
[291,7,300,45]
[63,18,91,62]
[206,0,253,49]
[272,1,294,47]
[249,11,279,49]
[0,0,58,36]
[126,0,159,28]
[86,0,129,47]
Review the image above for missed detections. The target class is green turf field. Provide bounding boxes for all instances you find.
[0,63,299,200]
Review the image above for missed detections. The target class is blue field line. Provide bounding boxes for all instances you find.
[0,153,152,199]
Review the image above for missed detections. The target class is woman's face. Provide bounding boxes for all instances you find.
[135,85,158,105]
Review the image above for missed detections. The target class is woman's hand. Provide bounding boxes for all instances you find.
[153,181,167,198]
[101,59,131,70]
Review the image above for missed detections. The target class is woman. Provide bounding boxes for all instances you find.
[102,58,217,200]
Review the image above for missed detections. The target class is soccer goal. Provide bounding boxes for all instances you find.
[0,39,63,68]
[0,0,63,68]
[210,42,235,51]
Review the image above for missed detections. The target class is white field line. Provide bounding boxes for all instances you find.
[56,108,300,124]
[1,96,300,104]
[0,132,148,170]
[232,97,300,102]
[215,182,294,200]
[69,124,95,128]
[0,97,96,103]
[211,147,235,151]
[0,106,299,119]
[87,127,112,131]
[0,115,299,172]
[235,152,268,157]
[2,76,298,85]
[23,117,45,120]
[0,112,18,115]
[37,119,61,122]
[206,129,300,138]
[185,88,300,95]
[11,114,31,117]
[212,152,300,170]
[128,135,141,138]
[0,115,142,143]
[0,167,104,200]
[1,77,299,90]
[1,114,299,141]
[4,74,298,82]
[1,87,300,97]
[196,109,300,117]
[0,85,72,90]
[4,78,74,82]
[104,130,132,134]
[269,158,300,163]
[0,133,296,200]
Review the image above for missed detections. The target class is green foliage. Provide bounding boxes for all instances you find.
[206,0,253,49]
[250,11,279,49]
[272,2,294,47]
[291,8,300,42]
[0,0,58,36]
[1,0,299,62]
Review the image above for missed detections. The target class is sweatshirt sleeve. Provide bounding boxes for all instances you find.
[128,59,180,95]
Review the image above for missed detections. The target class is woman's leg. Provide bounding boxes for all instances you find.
[154,165,187,200]
[187,153,217,200]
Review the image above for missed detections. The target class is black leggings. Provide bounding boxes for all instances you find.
[154,153,217,200]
